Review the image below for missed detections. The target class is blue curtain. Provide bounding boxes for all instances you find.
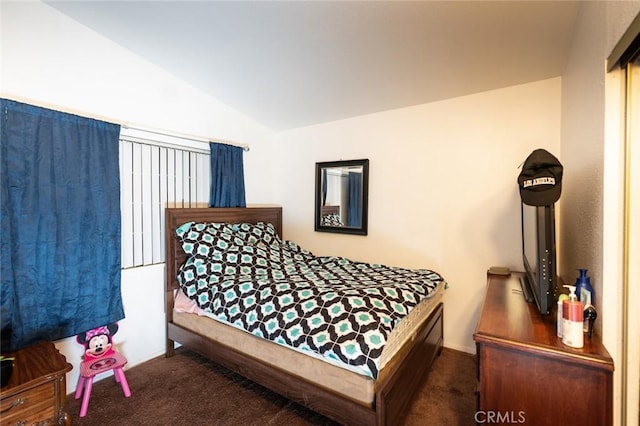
[347,172,362,227]
[1,99,124,351]
[322,168,327,206]
[209,142,246,207]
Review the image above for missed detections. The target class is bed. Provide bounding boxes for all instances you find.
[165,206,444,425]
[321,205,340,216]
[320,205,343,226]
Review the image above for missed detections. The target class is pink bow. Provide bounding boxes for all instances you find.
[85,325,110,340]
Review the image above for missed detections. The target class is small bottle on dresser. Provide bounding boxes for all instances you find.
[557,293,569,338]
[574,269,596,333]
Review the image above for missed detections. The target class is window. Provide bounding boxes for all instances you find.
[119,129,210,268]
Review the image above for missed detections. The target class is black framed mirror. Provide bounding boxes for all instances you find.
[314,159,369,235]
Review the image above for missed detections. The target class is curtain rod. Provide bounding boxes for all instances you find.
[1,96,250,151]
[122,124,250,152]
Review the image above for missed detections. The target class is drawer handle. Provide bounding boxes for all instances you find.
[0,397,27,413]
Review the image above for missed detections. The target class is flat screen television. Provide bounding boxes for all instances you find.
[520,202,556,315]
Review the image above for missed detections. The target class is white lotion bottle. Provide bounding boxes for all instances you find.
[557,293,569,338]
[557,299,563,338]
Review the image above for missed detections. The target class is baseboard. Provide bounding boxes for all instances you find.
[443,343,476,355]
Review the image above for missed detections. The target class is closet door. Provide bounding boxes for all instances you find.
[623,49,640,426]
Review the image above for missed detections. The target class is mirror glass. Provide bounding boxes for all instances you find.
[314,159,369,235]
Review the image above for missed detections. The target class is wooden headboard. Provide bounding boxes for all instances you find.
[164,207,283,294]
[321,205,340,216]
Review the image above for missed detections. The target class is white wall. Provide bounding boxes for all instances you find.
[1,1,277,392]
[275,78,562,353]
[561,2,640,425]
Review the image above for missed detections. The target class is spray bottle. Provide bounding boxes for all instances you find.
[562,285,583,348]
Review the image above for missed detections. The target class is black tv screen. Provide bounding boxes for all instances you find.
[521,202,556,315]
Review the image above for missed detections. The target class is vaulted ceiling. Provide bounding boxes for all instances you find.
[48,1,579,131]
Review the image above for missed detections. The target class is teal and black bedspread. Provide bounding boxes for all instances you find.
[176,221,445,379]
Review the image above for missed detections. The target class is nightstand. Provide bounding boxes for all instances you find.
[0,341,72,425]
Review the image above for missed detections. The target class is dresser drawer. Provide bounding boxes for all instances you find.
[0,342,72,426]
[0,380,56,425]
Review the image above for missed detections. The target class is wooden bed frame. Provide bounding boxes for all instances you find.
[165,207,444,425]
[321,205,340,216]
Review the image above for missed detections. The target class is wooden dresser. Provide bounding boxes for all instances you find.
[474,272,614,426]
[0,341,72,425]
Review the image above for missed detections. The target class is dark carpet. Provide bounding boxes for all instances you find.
[65,347,476,425]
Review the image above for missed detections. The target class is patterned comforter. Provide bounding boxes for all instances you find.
[176,221,444,378]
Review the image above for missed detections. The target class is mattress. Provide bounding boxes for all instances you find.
[172,280,445,405]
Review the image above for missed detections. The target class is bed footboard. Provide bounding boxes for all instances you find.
[375,303,444,425]
[166,303,443,426]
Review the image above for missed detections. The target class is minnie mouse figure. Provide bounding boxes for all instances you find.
[77,323,119,362]
[74,322,130,416]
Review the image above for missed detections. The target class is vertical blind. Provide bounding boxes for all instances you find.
[119,134,210,268]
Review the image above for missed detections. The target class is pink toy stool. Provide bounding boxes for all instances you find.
[75,323,131,417]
